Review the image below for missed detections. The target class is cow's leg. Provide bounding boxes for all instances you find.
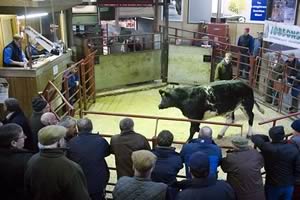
[241,100,255,138]
[231,112,235,123]
[189,122,200,141]
[217,114,232,139]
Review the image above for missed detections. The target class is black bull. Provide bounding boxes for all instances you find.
[158,80,264,140]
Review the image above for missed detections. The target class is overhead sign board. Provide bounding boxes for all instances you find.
[97,0,153,7]
[250,0,267,21]
[264,21,300,49]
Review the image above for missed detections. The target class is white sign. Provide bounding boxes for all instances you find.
[0,78,9,104]
[53,65,58,76]
[263,21,300,49]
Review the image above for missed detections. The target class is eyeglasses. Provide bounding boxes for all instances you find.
[17,134,27,139]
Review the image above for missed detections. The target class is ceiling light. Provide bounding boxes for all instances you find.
[17,13,48,20]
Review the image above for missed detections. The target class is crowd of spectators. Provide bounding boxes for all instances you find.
[1,96,300,200]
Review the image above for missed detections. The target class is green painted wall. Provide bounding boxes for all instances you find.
[168,45,212,85]
[95,50,161,91]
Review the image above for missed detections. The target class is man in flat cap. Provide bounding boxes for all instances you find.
[175,152,235,200]
[3,34,28,67]
[289,119,300,200]
[113,150,167,200]
[221,136,265,200]
[251,126,300,200]
[30,96,50,152]
[24,125,90,200]
[0,123,33,200]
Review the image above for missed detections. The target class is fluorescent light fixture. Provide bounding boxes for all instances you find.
[17,13,48,20]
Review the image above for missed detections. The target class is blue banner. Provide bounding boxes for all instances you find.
[250,0,267,21]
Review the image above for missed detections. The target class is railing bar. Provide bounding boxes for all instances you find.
[83,111,243,128]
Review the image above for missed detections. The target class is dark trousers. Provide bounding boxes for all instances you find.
[90,192,106,200]
[239,54,250,79]
[265,185,294,200]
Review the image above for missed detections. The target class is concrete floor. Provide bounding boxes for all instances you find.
[85,87,295,189]
[87,87,294,142]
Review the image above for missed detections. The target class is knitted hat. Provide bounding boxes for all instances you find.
[32,97,47,112]
[231,136,249,149]
[189,152,209,171]
[291,120,300,132]
[38,125,67,145]
[269,126,285,142]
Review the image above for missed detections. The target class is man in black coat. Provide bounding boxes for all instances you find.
[0,123,33,200]
[251,126,300,200]
[30,96,50,152]
[175,152,235,200]
[3,98,34,151]
[68,118,110,200]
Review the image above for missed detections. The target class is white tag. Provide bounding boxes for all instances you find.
[53,65,58,75]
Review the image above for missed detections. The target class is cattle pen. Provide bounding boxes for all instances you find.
[82,86,296,199]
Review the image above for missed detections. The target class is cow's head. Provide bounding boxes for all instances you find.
[158,88,187,109]
[158,89,176,109]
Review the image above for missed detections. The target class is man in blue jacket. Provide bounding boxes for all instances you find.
[180,126,222,179]
[175,152,235,200]
[68,118,110,200]
[3,34,28,67]
[152,130,183,184]
[152,130,183,200]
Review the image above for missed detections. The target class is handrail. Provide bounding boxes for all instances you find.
[258,111,300,126]
[161,25,229,42]
[99,133,235,149]
[83,111,244,137]
[48,81,75,111]
[88,32,157,40]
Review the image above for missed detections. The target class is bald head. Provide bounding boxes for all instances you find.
[41,112,58,126]
[119,118,134,132]
[198,126,212,139]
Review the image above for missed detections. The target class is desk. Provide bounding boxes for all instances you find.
[0,51,72,116]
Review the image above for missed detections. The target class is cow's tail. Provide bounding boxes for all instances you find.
[254,101,265,114]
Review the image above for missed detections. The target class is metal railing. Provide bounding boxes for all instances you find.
[83,110,244,138]
[88,33,162,55]
[81,50,97,111]
[160,25,230,45]
[253,48,300,114]
[41,51,97,118]
[99,132,234,198]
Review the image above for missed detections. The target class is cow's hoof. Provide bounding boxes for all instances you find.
[217,135,223,139]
